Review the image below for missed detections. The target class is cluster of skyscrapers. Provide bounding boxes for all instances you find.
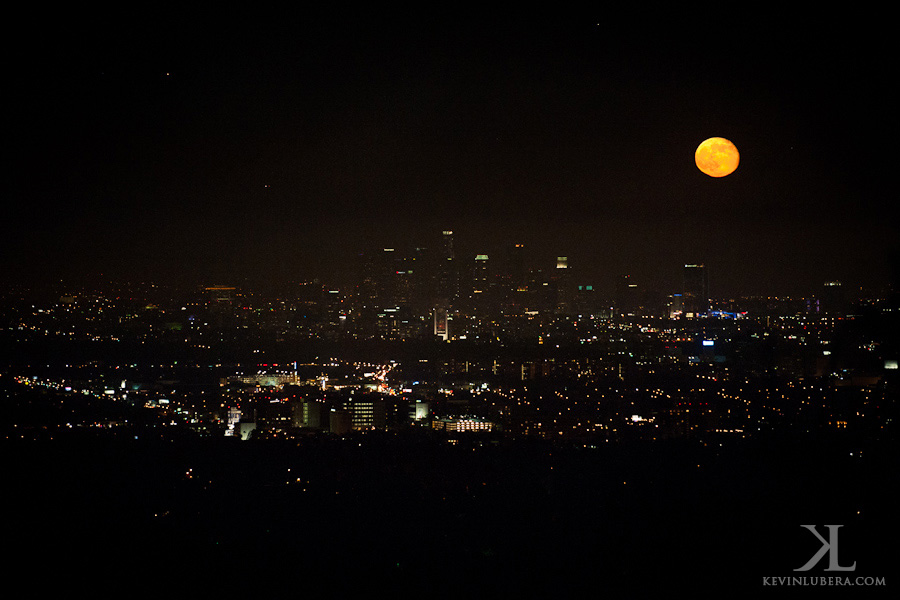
[341,230,716,341]
[345,231,603,341]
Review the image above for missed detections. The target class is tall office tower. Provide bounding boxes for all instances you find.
[321,288,347,328]
[377,248,402,307]
[472,254,490,295]
[683,264,709,317]
[527,267,555,313]
[205,285,237,327]
[205,285,236,305]
[573,284,598,316]
[356,249,405,335]
[668,293,684,318]
[555,256,573,314]
[615,275,639,316]
[436,230,458,307]
[394,264,413,307]
[434,306,449,340]
[510,244,528,292]
[355,251,378,330]
[501,243,528,313]
[821,281,847,315]
[409,245,433,318]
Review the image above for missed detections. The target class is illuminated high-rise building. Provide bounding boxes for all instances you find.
[409,401,430,422]
[299,401,324,429]
[615,275,639,316]
[668,293,684,318]
[378,248,401,307]
[473,254,489,295]
[555,256,573,314]
[205,285,235,305]
[821,281,847,315]
[205,285,237,327]
[510,244,527,292]
[434,306,449,340]
[573,284,598,316]
[499,243,529,315]
[343,397,386,430]
[683,264,709,317]
[409,245,433,317]
[436,230,458,307]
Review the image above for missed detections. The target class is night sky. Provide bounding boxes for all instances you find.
[5,12,898,297]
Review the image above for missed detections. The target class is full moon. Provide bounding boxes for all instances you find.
[695,137,739,177]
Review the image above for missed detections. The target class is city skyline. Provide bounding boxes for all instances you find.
[3,13,897,593]
[4,14,898,297]
[2,225,893,304]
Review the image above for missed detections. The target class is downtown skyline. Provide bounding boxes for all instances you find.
[3,11,898,588]
[4,13,897,299]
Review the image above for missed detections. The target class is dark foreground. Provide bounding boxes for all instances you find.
[6,428,897,598]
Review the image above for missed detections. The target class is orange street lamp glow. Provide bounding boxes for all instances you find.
[695,137,739,177]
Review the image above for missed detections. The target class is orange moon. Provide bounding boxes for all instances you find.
[695,137,739,177]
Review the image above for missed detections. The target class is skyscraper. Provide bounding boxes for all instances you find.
[683,264,709,317]
[434,306,449,340]
[555,256,573,315]
[510,244,527,291]
[821,281,847,315]
[409,245,433,317]
[615,275,639,316]
[436,230,458,307]
[473,254,489,295]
